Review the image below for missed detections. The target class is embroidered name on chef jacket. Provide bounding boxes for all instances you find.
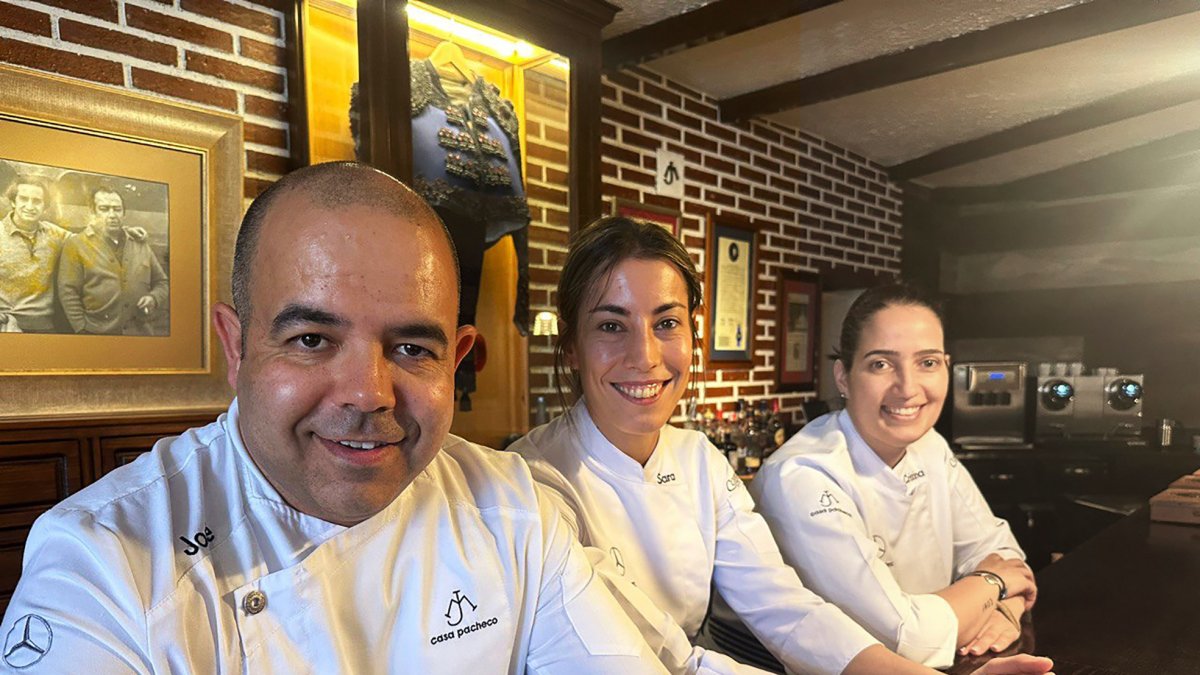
[178,525,215,556]
[902,470,926,485]
[655,471,676,485]
[428,590,501,646]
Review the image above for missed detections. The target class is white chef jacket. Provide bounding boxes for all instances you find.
[511,402,880,675]
[0,400,666,674]
[750,410,1025,668]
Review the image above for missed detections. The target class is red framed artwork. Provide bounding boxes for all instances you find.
[776,270,820,392]
[611,198,681,237]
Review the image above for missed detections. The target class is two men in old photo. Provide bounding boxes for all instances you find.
[0,162,169,336]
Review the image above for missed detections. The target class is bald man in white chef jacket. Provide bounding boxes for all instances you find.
[0,163,665,674]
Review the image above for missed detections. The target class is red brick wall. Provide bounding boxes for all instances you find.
[0,3,904,426]
[521,66,571,421]
[586,67,904,425]
[0,0,290,198]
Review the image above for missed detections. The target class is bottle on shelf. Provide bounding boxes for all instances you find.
[742,401,765,473]
[702,407,718,446]
[771,400,787,450]
[719,410,741,473]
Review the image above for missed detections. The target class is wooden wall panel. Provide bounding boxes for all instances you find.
[0,412,215,615]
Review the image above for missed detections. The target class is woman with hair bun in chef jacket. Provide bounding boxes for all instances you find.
[752,284,1038,669]
[512,219,1052,675]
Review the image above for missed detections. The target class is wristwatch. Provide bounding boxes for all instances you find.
[968,570,1008,601]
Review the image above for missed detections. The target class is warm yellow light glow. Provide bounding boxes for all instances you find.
[407,3,544,62]
[551,58,570,72]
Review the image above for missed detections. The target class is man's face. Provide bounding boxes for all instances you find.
[12,184,46,228]
[214,192,475,526]
[93,191,125,235]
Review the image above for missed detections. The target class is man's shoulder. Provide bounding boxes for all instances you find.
[60,226,98,251]
[428,435,543,517]
[39,220,70,239]
[15,416,238,614]
[46,415,236,535]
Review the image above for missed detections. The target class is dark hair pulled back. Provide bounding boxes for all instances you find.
[553,216,703,411]
[833,283,945,368]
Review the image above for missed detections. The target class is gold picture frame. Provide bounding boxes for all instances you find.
[0,64,242,419]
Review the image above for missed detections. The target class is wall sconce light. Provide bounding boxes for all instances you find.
[532,310,559,337]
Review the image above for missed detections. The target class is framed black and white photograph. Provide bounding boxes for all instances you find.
[1,160,171,337]
[0,64,242,420]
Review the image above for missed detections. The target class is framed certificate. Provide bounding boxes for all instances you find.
[776,270,820,392]
[704,215,757,366]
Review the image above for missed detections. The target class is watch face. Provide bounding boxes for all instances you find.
[973,571,1006,600]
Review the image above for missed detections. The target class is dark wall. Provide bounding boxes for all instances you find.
[905,188,1200,430]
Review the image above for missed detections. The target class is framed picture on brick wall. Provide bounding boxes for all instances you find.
[0,64,242,419]
[704,214,757,366]
[776,270,820,392]
[611,198,681,238]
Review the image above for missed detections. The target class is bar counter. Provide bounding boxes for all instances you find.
[951,508,1200,674]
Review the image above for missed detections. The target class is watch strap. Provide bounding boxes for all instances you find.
[967,570,1008,601]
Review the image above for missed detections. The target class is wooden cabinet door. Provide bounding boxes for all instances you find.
[0,439,85,611]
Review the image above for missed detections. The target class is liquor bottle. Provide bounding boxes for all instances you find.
[703,408,718,446]
[731,399,749,457]
[736,400,758,473]
[720,411,741,473]
[769,399,787,451]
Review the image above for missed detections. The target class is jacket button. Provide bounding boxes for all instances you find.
[242,590,267,615]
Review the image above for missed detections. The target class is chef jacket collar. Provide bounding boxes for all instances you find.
[568,400,671,484]
[838,410,928,498]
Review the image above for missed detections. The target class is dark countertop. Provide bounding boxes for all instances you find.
[954,439,1197,460]
[949,508,1200,674]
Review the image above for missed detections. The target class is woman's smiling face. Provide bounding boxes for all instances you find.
[835,303,949,463]
[568,257,693,460]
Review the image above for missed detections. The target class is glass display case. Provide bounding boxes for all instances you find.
[290,0,614,447]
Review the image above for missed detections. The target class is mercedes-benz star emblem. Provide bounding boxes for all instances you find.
[4,614,52,668]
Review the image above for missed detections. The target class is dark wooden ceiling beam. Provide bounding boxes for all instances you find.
[602,0,839,71]
[890,71,1200,180]
[930,128,1200,204]
[939,190,1200,255]
[720,0,1200,122]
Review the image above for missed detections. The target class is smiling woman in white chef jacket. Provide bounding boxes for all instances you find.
[752,285,1038,669]
[512,218,1054,675]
